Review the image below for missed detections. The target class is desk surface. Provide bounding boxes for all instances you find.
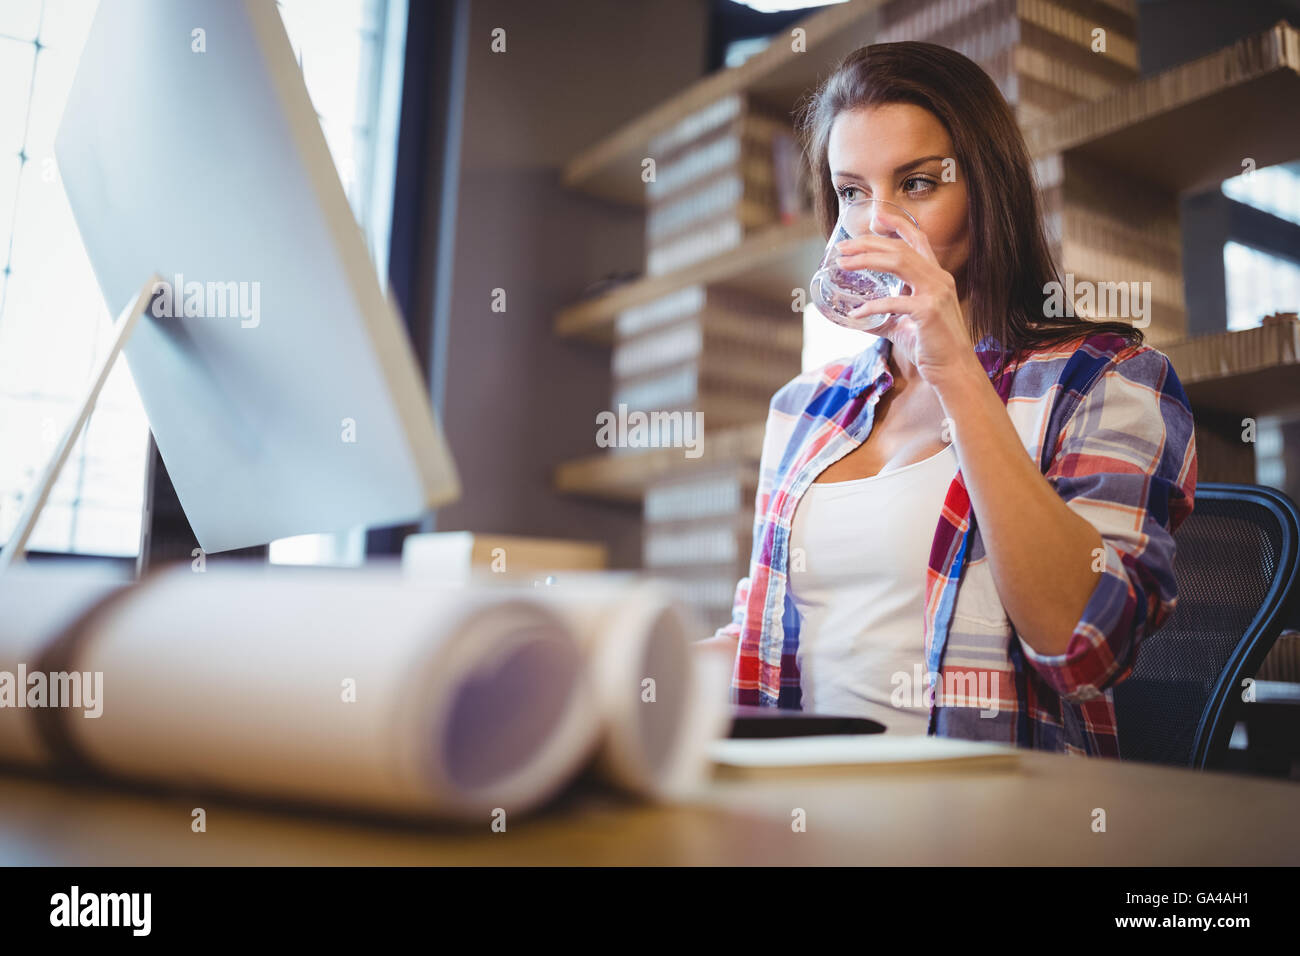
[1,749,1298,865]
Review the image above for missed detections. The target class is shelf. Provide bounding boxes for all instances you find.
[1182,365,1300,420]
[556,215,823,342]
[1024,22,1300,193]
[561,0,889,206]
[552,422,766,504]
[1162,319,1300,418]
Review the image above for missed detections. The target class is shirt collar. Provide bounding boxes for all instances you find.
[846,334,1011,398]
[847,335,893,397]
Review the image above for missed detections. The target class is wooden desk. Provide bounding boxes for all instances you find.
[1,749,1297,865]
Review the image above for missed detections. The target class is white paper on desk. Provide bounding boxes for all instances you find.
[711,734,1021,770]
[0,563,602,822]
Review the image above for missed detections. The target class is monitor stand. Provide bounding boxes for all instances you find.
[0,276,160,576]
[0,274,270,578]
[136,436,267,577]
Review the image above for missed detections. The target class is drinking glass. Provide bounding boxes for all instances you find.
[809,198,918,331]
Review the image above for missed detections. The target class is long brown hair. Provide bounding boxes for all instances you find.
[796,40,1142,355]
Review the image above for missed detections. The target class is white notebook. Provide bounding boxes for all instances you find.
[711,734,1021,774]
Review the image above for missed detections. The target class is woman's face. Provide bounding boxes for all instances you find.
[827,103,970,294]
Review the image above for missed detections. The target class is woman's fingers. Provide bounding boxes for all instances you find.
[835,237,931,286]
[834,210,940,269]
[836,250,907,272]
[873,209,937,261]
[834,234,900,255]
[848,295,911,317]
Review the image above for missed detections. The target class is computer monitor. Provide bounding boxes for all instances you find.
[53,0,460,554]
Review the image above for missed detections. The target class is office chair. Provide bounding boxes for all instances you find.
[1114,483,1300,769]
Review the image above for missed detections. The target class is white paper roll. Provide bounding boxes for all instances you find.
[2,563,602,822]
[0,564,132,765]
[433,570,734,801]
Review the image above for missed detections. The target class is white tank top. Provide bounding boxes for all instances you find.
[787,443,958,733]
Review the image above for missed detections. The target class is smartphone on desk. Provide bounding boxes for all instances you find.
[728,704,886,739]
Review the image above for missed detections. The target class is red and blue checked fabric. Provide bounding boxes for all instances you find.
[715,331,1197,757]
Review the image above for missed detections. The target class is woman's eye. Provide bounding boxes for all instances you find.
[837,184,861,203]
[904,176,936,196]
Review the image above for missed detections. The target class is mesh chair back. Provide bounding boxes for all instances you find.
[1114,483,1300,768]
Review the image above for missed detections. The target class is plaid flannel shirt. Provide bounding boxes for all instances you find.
[716,331,1197,756]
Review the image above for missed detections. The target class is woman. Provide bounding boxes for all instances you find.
[696,41,1197,757]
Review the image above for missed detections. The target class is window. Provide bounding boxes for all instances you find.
[0,0,407,562]
[1223,241,1300,332]
[1221,160,1300,228]
[726,0,846,11]
[710,0,845,72]
[0,0,140,557]
[1220,160,1300,333]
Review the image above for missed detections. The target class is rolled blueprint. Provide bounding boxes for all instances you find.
[0,562,601,822]
[402,566,733,801]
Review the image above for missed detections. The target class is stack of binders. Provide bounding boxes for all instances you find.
[641,465,761,627]
[644,93,796,276]
[609,284,803,455]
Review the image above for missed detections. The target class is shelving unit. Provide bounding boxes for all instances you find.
[555,215,821,342]
[1024,21,1300,193]
[553,422,766,504]
[561,0,891,206]
[1164,320,1300,418]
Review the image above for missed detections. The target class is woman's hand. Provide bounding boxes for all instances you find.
[693,632,739,666]
[832,208,983,390]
